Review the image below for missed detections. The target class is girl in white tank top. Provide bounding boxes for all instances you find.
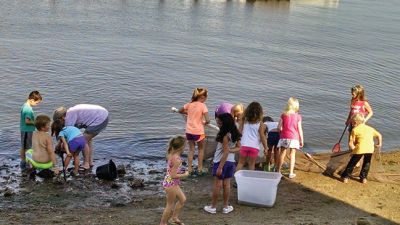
[241,122,261,149]
[236,102,268,171]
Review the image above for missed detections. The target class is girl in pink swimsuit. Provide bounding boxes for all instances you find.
[160,136,189,225]
[163,155,184,188]
[346,85,373,131]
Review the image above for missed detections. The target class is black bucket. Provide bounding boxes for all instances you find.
[96,160,118,181]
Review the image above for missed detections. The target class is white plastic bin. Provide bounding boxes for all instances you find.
[234,170,282,207]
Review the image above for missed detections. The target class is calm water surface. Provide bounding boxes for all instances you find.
[0,0,399,168]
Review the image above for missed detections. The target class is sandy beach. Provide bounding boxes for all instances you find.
[0,150,399,225]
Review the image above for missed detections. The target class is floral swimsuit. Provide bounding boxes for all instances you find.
[162,155,183,188]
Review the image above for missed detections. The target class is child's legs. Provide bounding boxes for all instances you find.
[248,156,257,170]
[197,139,205,171]
[187,141,195,172]
[266,144,273,164]
[289,148,296,174]
[360,153,373,179]
[211,177,223,207]
[236,155,246,171]
[273,145,280,166]
[20,148,26,161]
[20,131,32,161]
[82,143,91,169]
[64,155,72,169]
[341,154,363,178]
[83,133,96,166]
[160,187,178,224]
[171,186,186,221]
[222,178,231,207]
[277,147,287,172]
[73,152,80,174]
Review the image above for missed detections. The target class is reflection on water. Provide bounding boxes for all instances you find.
[234,0,338,10]
[292,0,339,8]
[247,0,290,11]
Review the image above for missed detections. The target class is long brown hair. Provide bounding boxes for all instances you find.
[166,135,186,158]
[351,84,367,101]
[51,119,64,137]
[242,101,263,124]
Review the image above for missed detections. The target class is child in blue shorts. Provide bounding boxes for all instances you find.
[204,113,241,214]
[263,116,280,171]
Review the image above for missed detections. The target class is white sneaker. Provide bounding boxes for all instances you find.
[288,173,296,179]
[204,205,216,214]
[222,205,234,214]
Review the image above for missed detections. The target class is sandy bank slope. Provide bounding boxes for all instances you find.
[0,151,399,225]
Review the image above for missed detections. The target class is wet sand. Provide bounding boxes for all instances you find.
[1,150,399,225]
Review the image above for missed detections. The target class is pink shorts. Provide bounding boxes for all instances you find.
[240,146,259,158]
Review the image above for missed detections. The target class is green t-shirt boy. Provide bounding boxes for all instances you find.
[19,91,42,170]
[20,103,36,132]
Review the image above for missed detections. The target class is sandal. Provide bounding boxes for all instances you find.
[70,170,79,177]
[78,165,91,172]
[197,170,207,177]
[189,170,198,178]
[168,219,185,225]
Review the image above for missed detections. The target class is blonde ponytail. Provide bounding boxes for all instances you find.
[191,88,208,102]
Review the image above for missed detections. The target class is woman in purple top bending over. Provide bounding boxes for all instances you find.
[53,104,109,170]
[215,102,244,125]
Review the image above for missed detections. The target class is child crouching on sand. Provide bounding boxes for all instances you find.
[341,113,382,184]
[160,136,189,225]
[204,113,241,214]
[51,119,90,176]
[25,115,59,175]
[263,116,280,172]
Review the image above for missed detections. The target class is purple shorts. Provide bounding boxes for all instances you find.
[68,136,86,153]
[185,133,205,142]
[212,161,236,180]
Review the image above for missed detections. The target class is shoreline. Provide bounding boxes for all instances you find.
[0,150,399,224]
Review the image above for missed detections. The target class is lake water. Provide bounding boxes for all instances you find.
[0,0,399,168]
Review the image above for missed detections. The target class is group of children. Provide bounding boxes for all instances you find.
[19,91,109,177]
[17,87,382,225]
[160,87,304,224]
[160,85,383,225]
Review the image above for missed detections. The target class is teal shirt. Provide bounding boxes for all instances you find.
[59,126,82,143]
[20,103,35,132]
